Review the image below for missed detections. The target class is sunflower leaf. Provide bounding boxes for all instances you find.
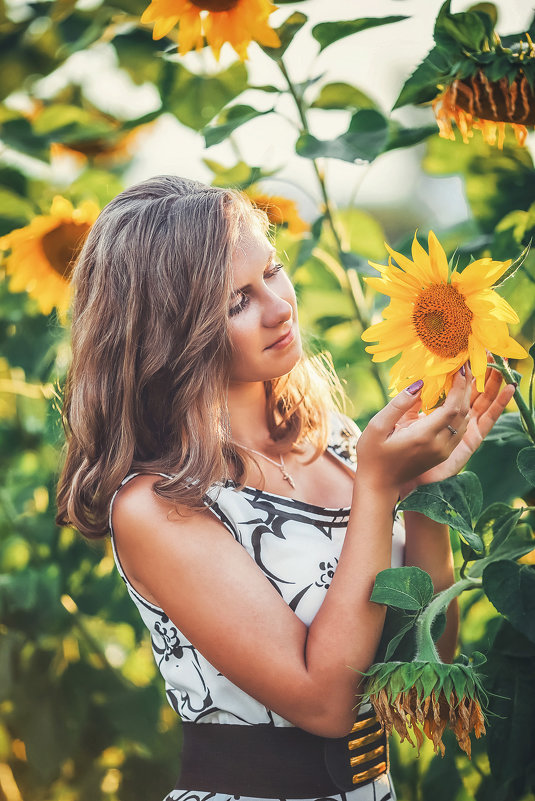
[296,109,389,163]
[434,0,494,52]
[483,560,535,644]
[491,241,531,287]
[261,12,307,59]
[517,446,535,486]
[203,105,273,148]
[311,82,377,112]
[312,16,409,53]
[398,472,484,552]
[370,566,434,611]
[384,122,438,153]
[339,251,380,277]
[163,61,248,131]
[392,45,453,110]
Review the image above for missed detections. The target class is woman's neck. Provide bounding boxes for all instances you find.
[227,380,274,451]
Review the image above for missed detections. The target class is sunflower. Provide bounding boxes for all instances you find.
[245,188,309,235]
[0,196,99,317]
[433,72,533,149]
[361,231,528,412]
[141,0,280,60]
[363,657,487,758]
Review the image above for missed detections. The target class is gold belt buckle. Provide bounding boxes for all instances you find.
[347,714,388,787]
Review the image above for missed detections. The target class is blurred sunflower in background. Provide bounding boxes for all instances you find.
[361,231,528,412]
[245,188,309,235]
[141,0,281,60]
[0,196,99,318]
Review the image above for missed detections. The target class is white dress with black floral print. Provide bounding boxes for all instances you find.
[109,415,404,801]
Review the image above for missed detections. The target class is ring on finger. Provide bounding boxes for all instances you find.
[446,424,458,436]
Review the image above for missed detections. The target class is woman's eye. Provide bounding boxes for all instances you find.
[228,263,283,317]
[266,262,284,278]
[229,291,250,317]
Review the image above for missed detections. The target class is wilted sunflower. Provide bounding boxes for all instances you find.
[0,196,99,317]
[246,188,309,235]
[362,656,487,758]
[141,0,281,60]
[394,4,535,149]
[433,71,534,149]
[361,231,528,412]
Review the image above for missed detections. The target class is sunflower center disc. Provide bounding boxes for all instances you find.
[190,0,239,10]
[412,283,473,358]
[41,221,91,279]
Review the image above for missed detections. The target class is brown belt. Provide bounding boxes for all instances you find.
[176,709,389,798]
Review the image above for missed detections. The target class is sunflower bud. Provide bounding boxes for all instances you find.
[361,655,487,758]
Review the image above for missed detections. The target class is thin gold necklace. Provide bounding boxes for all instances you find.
[239,444,296,489]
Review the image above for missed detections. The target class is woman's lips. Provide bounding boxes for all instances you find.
[265,327,295,350]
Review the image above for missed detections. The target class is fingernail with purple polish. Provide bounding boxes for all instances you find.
[460,364,466,376]
[406,379,424,395]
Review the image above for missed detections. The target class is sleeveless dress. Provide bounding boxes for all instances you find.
[109,415,405,801]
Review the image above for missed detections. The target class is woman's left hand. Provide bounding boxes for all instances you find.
[398,361,515,498]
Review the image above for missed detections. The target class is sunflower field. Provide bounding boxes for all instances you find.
[1,0,535,799]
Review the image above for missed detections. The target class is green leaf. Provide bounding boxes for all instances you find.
[491,241,532,287]
[370,566,434,611]
[484,621,535,785]
[311,82,377,111]
[392,46,453,109]
[312,16,408,52]
[384,122,438,152]
[483,560,535,644]
[261,11,307,59]
[517,446,535,485]
[203,158,264,190]
[477,503,523,554]
[296,109,389,163]
[434,0,493,51]
[483,412,531,446]
[203,104,272,148]
[164,61,248,131]
[339,250,380,277]
[384,619,417,661]
[398,472,484,551]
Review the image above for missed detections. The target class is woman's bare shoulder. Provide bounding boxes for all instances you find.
[111,473,229,601]
[112,473,214,534]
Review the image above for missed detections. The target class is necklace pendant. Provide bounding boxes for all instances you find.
[282,470,296,489]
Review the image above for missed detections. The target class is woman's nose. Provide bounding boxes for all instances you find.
[262,289,293,328]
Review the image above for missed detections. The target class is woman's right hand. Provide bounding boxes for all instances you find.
[356,367,472,496]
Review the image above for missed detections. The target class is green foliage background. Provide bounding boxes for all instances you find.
[0,1,534,799]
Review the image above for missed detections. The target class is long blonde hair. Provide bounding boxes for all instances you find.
[56,175,344,538]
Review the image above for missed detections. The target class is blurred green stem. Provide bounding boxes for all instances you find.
[491,354,535,443]
[276,56,389,404]
[415,577,481,662]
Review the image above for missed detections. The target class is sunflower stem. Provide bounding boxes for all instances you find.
[415,577,481,662]
[491,354,535,443]
[276,56,389,404]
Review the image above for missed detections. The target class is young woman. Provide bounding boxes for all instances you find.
[56,175,513,801]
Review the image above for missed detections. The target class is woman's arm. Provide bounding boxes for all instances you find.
[112,371,473,738]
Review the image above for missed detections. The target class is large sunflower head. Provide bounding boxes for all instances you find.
[362,656,487,758]
[0,196,99,318]
[141,0,280,60]
[361,231,528,412]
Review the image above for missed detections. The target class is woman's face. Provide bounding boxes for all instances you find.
[227,223,302,384]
